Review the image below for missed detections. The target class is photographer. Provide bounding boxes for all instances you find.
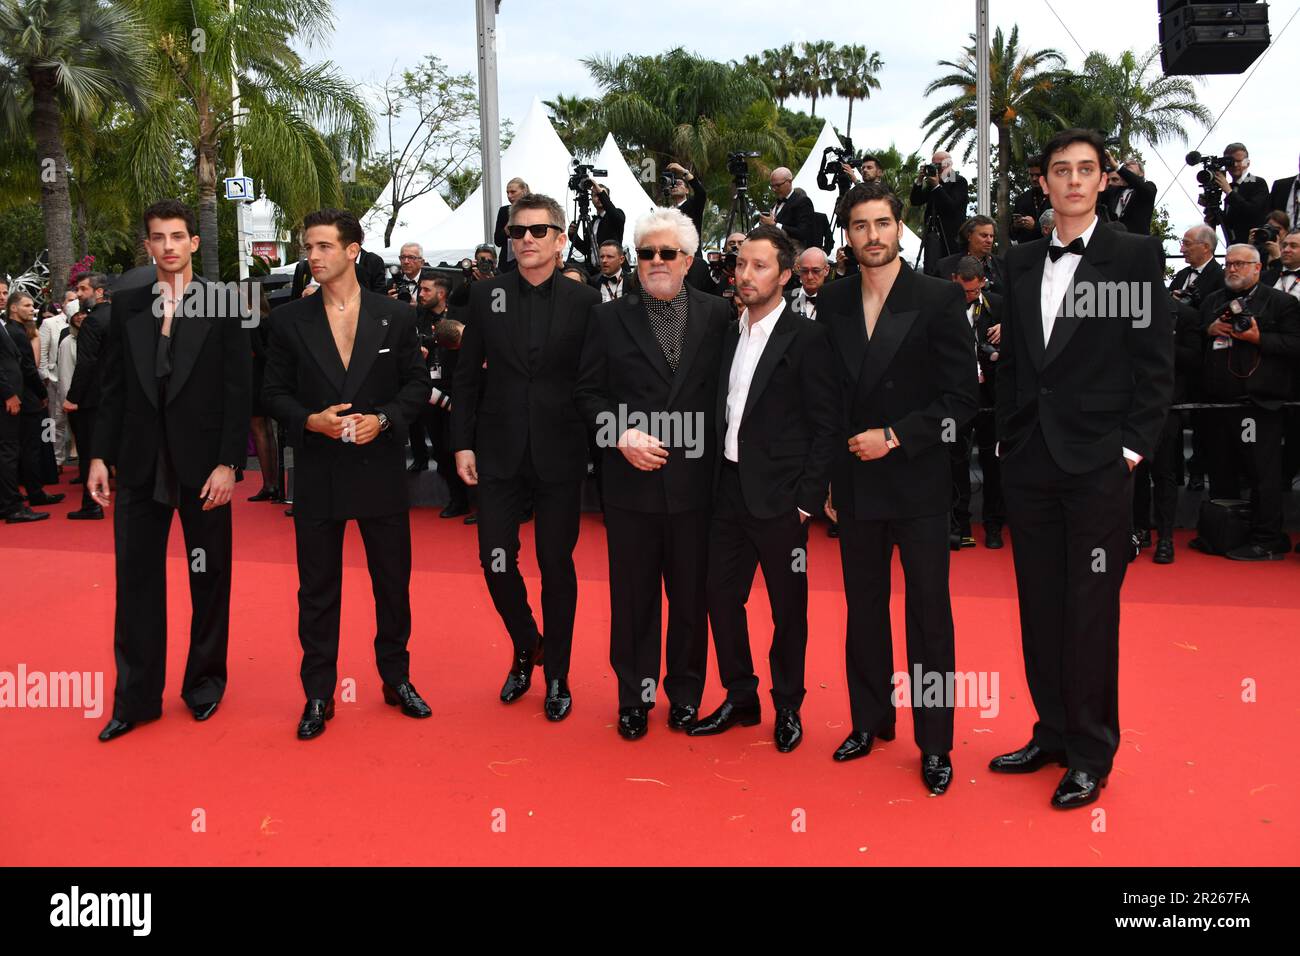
[664,162,706,240]
[567,182,625,261]
[1263,228,1300,299]
[1269,152,1298,228]
[1253,212,1290,279]
[909,150,968,275]
[935,215,1006,295]
[760,167,818,252]
[1104,154,1157,236]
[387,242,434,303]
[448,244,499,309]
[1215,143,1271,245]
[1197,244,1300,560]
[1010,157,1050,244]
[493,177,529,273]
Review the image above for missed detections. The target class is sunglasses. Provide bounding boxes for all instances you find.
[635,247,684,261]
[506,223,562,240]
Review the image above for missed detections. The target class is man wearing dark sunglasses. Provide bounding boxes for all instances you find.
[574,207,732,741]
[453,193,601,723]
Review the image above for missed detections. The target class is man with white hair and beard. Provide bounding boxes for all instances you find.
[575,208,732,740]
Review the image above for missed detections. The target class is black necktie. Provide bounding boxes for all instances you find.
[1048,237,1086,262]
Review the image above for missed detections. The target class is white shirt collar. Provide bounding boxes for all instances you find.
[740,299,785,337]
[1050,215,1099,250]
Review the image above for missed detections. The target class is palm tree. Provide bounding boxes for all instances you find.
[835,45,883,140]
[544,93,602,158]
[922,26,1067,247]
[0,0,150,295]
[1068,46,1213,158]
[124,0,372,277]
[758,43,800,109]
[798,40,838,119]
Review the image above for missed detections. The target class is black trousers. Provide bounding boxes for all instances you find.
[1206,405,1286,544]
[707,463,809,711]
[476,453,582,682]
[0,417,20,515]
[18,409,47,498]
[1134,411,1181,537]
[293,510,412,700]
[605,503,708,711]
[838,509,955,754]
[430,408,467,508]
[111,481,233,721]
[408,405,434,467]
[950,409,1004,534]
[1002,427,1132,778]
[67,408,97,510]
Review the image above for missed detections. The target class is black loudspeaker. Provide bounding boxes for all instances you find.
[1191,498,1253,555]
[1159,1,1271,75]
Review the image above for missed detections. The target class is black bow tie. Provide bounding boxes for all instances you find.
[600,274,620,285]
[1282,270,1299,278]
[1048,237,1086,262]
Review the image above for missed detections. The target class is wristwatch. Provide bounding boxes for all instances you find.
[376,412,391,432]
[883,426,900,450]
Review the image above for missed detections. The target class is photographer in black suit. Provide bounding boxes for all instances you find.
[64,272,113,519]
[89,199,253,742]
[263,208,433,739]
[574,207,731,740]
[567,182,625,262]
[386,242,434,304]
[1010,157,1051,244]
[1197,243,1300,561]
[1103,154,1157,236]
[760,167,818,252]
[1215,143,1271,245]
[818,181,979,795]
[493,177,529,274]
[909,150,969,275]
[991,129,1173,809]
[686,225,838,752]
[453,193,601,721]
[664,162,707,241]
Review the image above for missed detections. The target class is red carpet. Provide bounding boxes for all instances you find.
[2,486,1297,867]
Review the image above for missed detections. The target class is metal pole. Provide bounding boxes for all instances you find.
[976,0,990,216]
[231,0,249,280]
[476,1,503,243]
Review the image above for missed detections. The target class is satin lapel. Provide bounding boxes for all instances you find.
[298,293,347,395]
[341,296,384,404]
[740,310,796,425]
[1043,226,1115,369]
[125,306,159,408]
[618,291,673,384]
[1018,243,1048,371]
[854,266,918,401]
[165,279,212,404]
[666,287,710,408]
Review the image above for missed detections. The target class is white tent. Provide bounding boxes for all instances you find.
[360,177,453,261]
[791,122,922,263]
[420,96,577,265]
[592,133,656,246]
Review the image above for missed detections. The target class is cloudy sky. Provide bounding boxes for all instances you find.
[319,0,1299,228]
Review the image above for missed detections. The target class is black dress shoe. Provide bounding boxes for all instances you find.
[922,753,953,794]
[463,513,477,525]
[832,727,893,762]
[667,703,698,730]
[1226,542,1287,562]
[439,502,470,518]
[984,527,1004,549]
[383,682,432,718]
[1051,768,1107,809]
[685,700,761,736]
[66,506,104,520]
[499,639,542,703]
[544,678,572,721]
[618,707,648,740]
[98,718,136,741]
[407,461,428,474]
[988,740,1067,773]
[190,701,219,721]
[774,708,803,752]
[5,507,49,524]
[248,487,280,502]
[1153,537,1174,564]
[27,492,65,506]
[297,698,335,739]
[948,532,962,551]
[1137,528,1152,548]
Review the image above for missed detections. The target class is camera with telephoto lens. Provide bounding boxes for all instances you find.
[1250,224,1279,254]
[1186,150,1232,225]
[819,146,864,192]
[1223,297,1255,334]
[921,163,940,179]
[659,172,678,198]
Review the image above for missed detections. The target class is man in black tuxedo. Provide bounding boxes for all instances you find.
[88,199,253,741]
[686,224,838,752]
[64,272,113,519]
[760,167,818,251]
[992,129,1174,808]
[1010,157,1051,244]
[263,208,433,739]
[935,215,1007,295]
[909,151,969,275]
[453,193,601,721]
[1215,143,1271,245]
[1268,154,1299,228]
[665,163,707,241]
[1103,155,1157,236]
[568,182,625,262]
[574,207,731,739]
[589,240,635,302]
[1196,243,1300,561]
[818,181,979,795]
[787,247,830,320]
[494,177,529,273]
[948,257,1005,550]
[2,291,61,511]
[0,283,43,523]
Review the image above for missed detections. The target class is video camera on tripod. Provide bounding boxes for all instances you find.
[1186,150,1232,225]
[818,145,864,193]
[727,151,760,187]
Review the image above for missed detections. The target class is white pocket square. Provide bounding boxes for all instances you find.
[377,348,391,354]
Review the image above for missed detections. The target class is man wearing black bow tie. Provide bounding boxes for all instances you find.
[589,240,634,302]
[991,128,1173,809]
[787,247,830,320]
[1262,229,1300,301]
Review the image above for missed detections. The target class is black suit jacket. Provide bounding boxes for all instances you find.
[819,263,980,520]
[1169,259,1224,401]
[676,177,707,241]
[451,268,602,483]
[1268,175,1297,217]
[910,174,969,255]
[715,305,840,519]
[494,205,519,273]
[1222,176,1271,244]
[1199,282,1300,407]
[1011,187,1051,243]
[2,319,43,411]
[574,286,731,514]
[262,290,430,519]
[570,191,626,258]
[1104,166,1157,235]
[66,299,111,408]
[774,188,818,251]
[935,252,1007,296]
[92,277,252,489]
[0,317,27,434]
[995,227,1174,474]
